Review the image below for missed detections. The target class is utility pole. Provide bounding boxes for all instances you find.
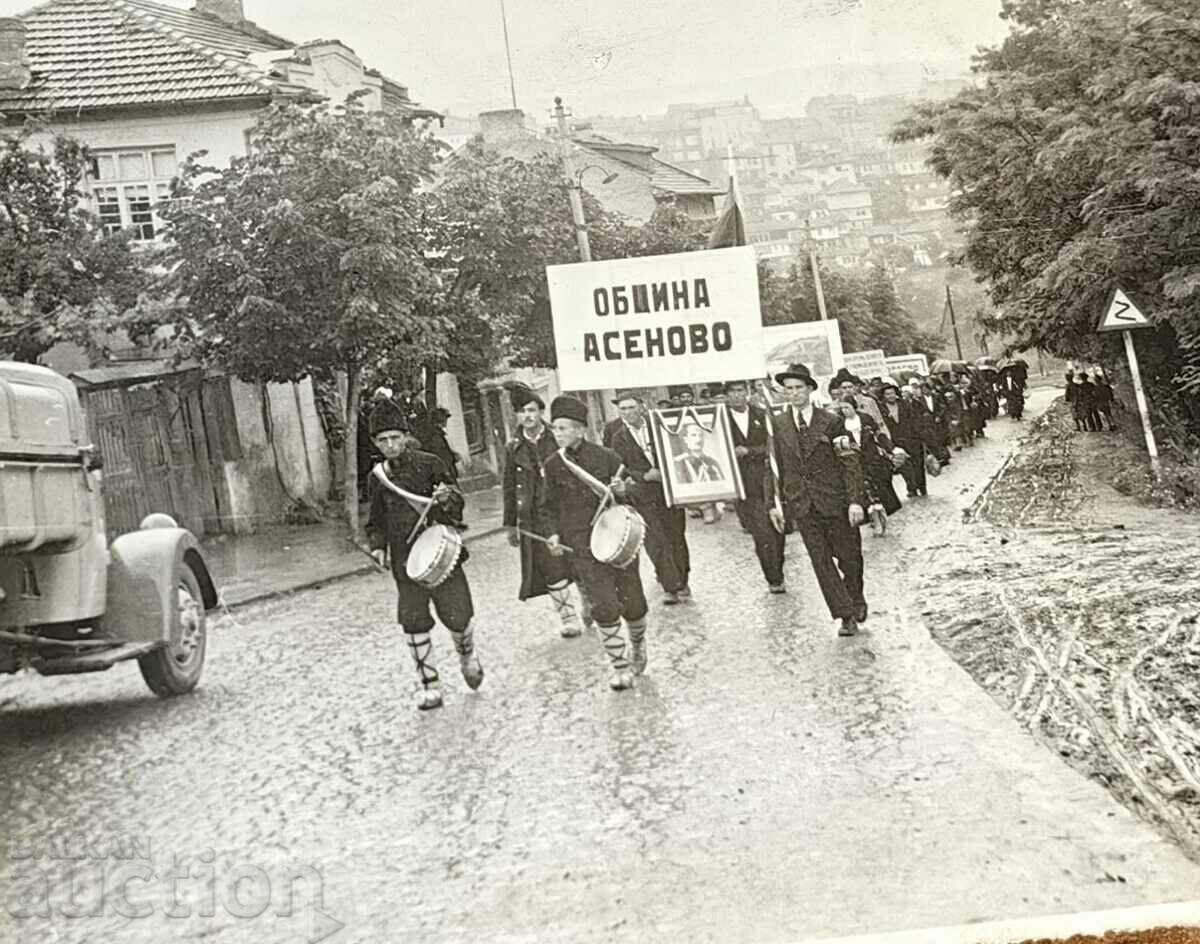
[804,217,829,321]
[553,96,591,263]
[945,284,964,360]
[499,0,518,109]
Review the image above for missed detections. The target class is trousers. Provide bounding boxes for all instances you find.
[640,501,690,592]
[738,494,785,585]
[794,512,864,620]
[572,551,648,626]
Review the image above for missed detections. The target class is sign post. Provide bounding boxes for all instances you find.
[1097,286,1158,478]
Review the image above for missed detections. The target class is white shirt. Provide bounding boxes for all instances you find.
[729,406,751,438]
[792,403,815,429]
[624,420,655,467]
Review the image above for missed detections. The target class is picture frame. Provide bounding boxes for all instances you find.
[649,404,745,508]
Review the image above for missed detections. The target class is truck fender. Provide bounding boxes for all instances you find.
[101,529,218,645]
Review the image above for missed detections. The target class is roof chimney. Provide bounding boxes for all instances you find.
[0,18,31,91]
[194,0,244,27]
[478,109,528,143]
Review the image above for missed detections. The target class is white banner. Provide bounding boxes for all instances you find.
[842,349,888,381]
[762,319,844,406]
[884,353,930,377]
[547,247,764,390]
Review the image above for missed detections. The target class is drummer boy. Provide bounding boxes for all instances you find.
[540,395,649,691]
[365,398,483,711]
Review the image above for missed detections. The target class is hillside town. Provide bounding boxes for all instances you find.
[2,1,1199,943]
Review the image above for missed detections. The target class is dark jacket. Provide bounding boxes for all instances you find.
[765,404,866,519]
[880,399,932,447]
[502,425,558,599]
[365,449,467,581]
[601,417,624,448]
[727,404,770,502]
[607,421,668,510]
[539,440,628,550]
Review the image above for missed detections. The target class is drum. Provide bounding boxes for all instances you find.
[406,524,464,588]
[590,506,645,569]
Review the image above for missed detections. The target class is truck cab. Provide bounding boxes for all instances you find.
[0,362,216,696]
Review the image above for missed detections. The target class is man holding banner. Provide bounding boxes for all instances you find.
[726,379,787,593]
[608,390,692,605]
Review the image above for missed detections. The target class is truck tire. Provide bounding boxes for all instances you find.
[138,564,207,697]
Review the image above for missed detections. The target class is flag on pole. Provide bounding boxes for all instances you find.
[708,155,746,249]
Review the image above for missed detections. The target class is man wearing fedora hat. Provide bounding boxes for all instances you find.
[502,383,588,638]
[608,388,692,605]
[766,363,869,636]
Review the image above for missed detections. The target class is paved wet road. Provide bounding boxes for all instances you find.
[3,388,1199,944]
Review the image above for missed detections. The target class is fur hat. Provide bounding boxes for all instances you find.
[368,398,409,436]
[507,383,544,412]
[667,384,695,400]
[774,363,819,389]
[550,395,588,425]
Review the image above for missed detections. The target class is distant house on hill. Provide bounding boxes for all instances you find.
[0,0,439,534]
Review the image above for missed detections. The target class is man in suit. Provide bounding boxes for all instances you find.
[672,420,725,483]
[765,363,868,637]
[726,379,786,593]
[608,390,691,605]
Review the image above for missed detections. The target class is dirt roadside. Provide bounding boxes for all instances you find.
[920,398,1200,861]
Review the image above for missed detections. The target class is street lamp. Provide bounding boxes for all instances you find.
[576,164,619,186]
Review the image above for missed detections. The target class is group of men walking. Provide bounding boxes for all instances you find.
[364,360,1032,711]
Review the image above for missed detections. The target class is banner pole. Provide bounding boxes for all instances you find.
[758,381,786,523]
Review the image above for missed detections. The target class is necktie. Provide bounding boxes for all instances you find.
[793,407,806,431]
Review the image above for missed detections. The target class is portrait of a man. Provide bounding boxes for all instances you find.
[672,420,726,484]
[650,404,744,507]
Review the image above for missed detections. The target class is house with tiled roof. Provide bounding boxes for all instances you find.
[467,109,722,224]
[0,0,442,535]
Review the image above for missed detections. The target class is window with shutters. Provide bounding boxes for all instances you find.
[87,147,178,241]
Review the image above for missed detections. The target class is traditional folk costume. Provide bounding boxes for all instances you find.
[365,400,482,711]
[539,396,649,690]
[766,363,869,636]
[501,384,588,637]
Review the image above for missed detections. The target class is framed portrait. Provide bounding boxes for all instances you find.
[649,404,745,508]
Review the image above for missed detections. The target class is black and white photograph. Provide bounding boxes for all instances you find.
[651,404,745,506]
[3,0,1200,942]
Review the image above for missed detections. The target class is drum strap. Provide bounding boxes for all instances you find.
[371,463,433,514]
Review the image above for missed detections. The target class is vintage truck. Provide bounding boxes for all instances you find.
[0,361,217,695]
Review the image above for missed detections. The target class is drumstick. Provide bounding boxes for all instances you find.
[590,463,627,528]
[515,528,573,553]
[347,538,389,572]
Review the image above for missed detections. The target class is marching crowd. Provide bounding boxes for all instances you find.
[362,360,1036,711]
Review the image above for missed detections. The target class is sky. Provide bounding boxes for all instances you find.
[1,0,1012,118]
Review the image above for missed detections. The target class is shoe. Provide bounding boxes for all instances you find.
[663,591,680,606]
[838,617,859,637]
[768,583,786,594]
[630,637,648,676]
[609,670,635,691]
[854,602,868,622]
[560,621,582,639]
[416,688,444,710]
[678,585,692,599]
[460,654,485,691]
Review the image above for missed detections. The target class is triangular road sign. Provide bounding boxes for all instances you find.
[1097,286,1152,333]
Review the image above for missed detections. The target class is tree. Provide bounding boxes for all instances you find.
[756,255,943,359]
[160,97,446,539]
[0,123,148,363]
[893,0,1200,443]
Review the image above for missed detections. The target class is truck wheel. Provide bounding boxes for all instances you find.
[138,564,207,697]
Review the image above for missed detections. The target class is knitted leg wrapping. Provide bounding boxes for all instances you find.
[627,617,648,676]
[449,622,484,691]
[548,580,582,637]
[405,632,442,710]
